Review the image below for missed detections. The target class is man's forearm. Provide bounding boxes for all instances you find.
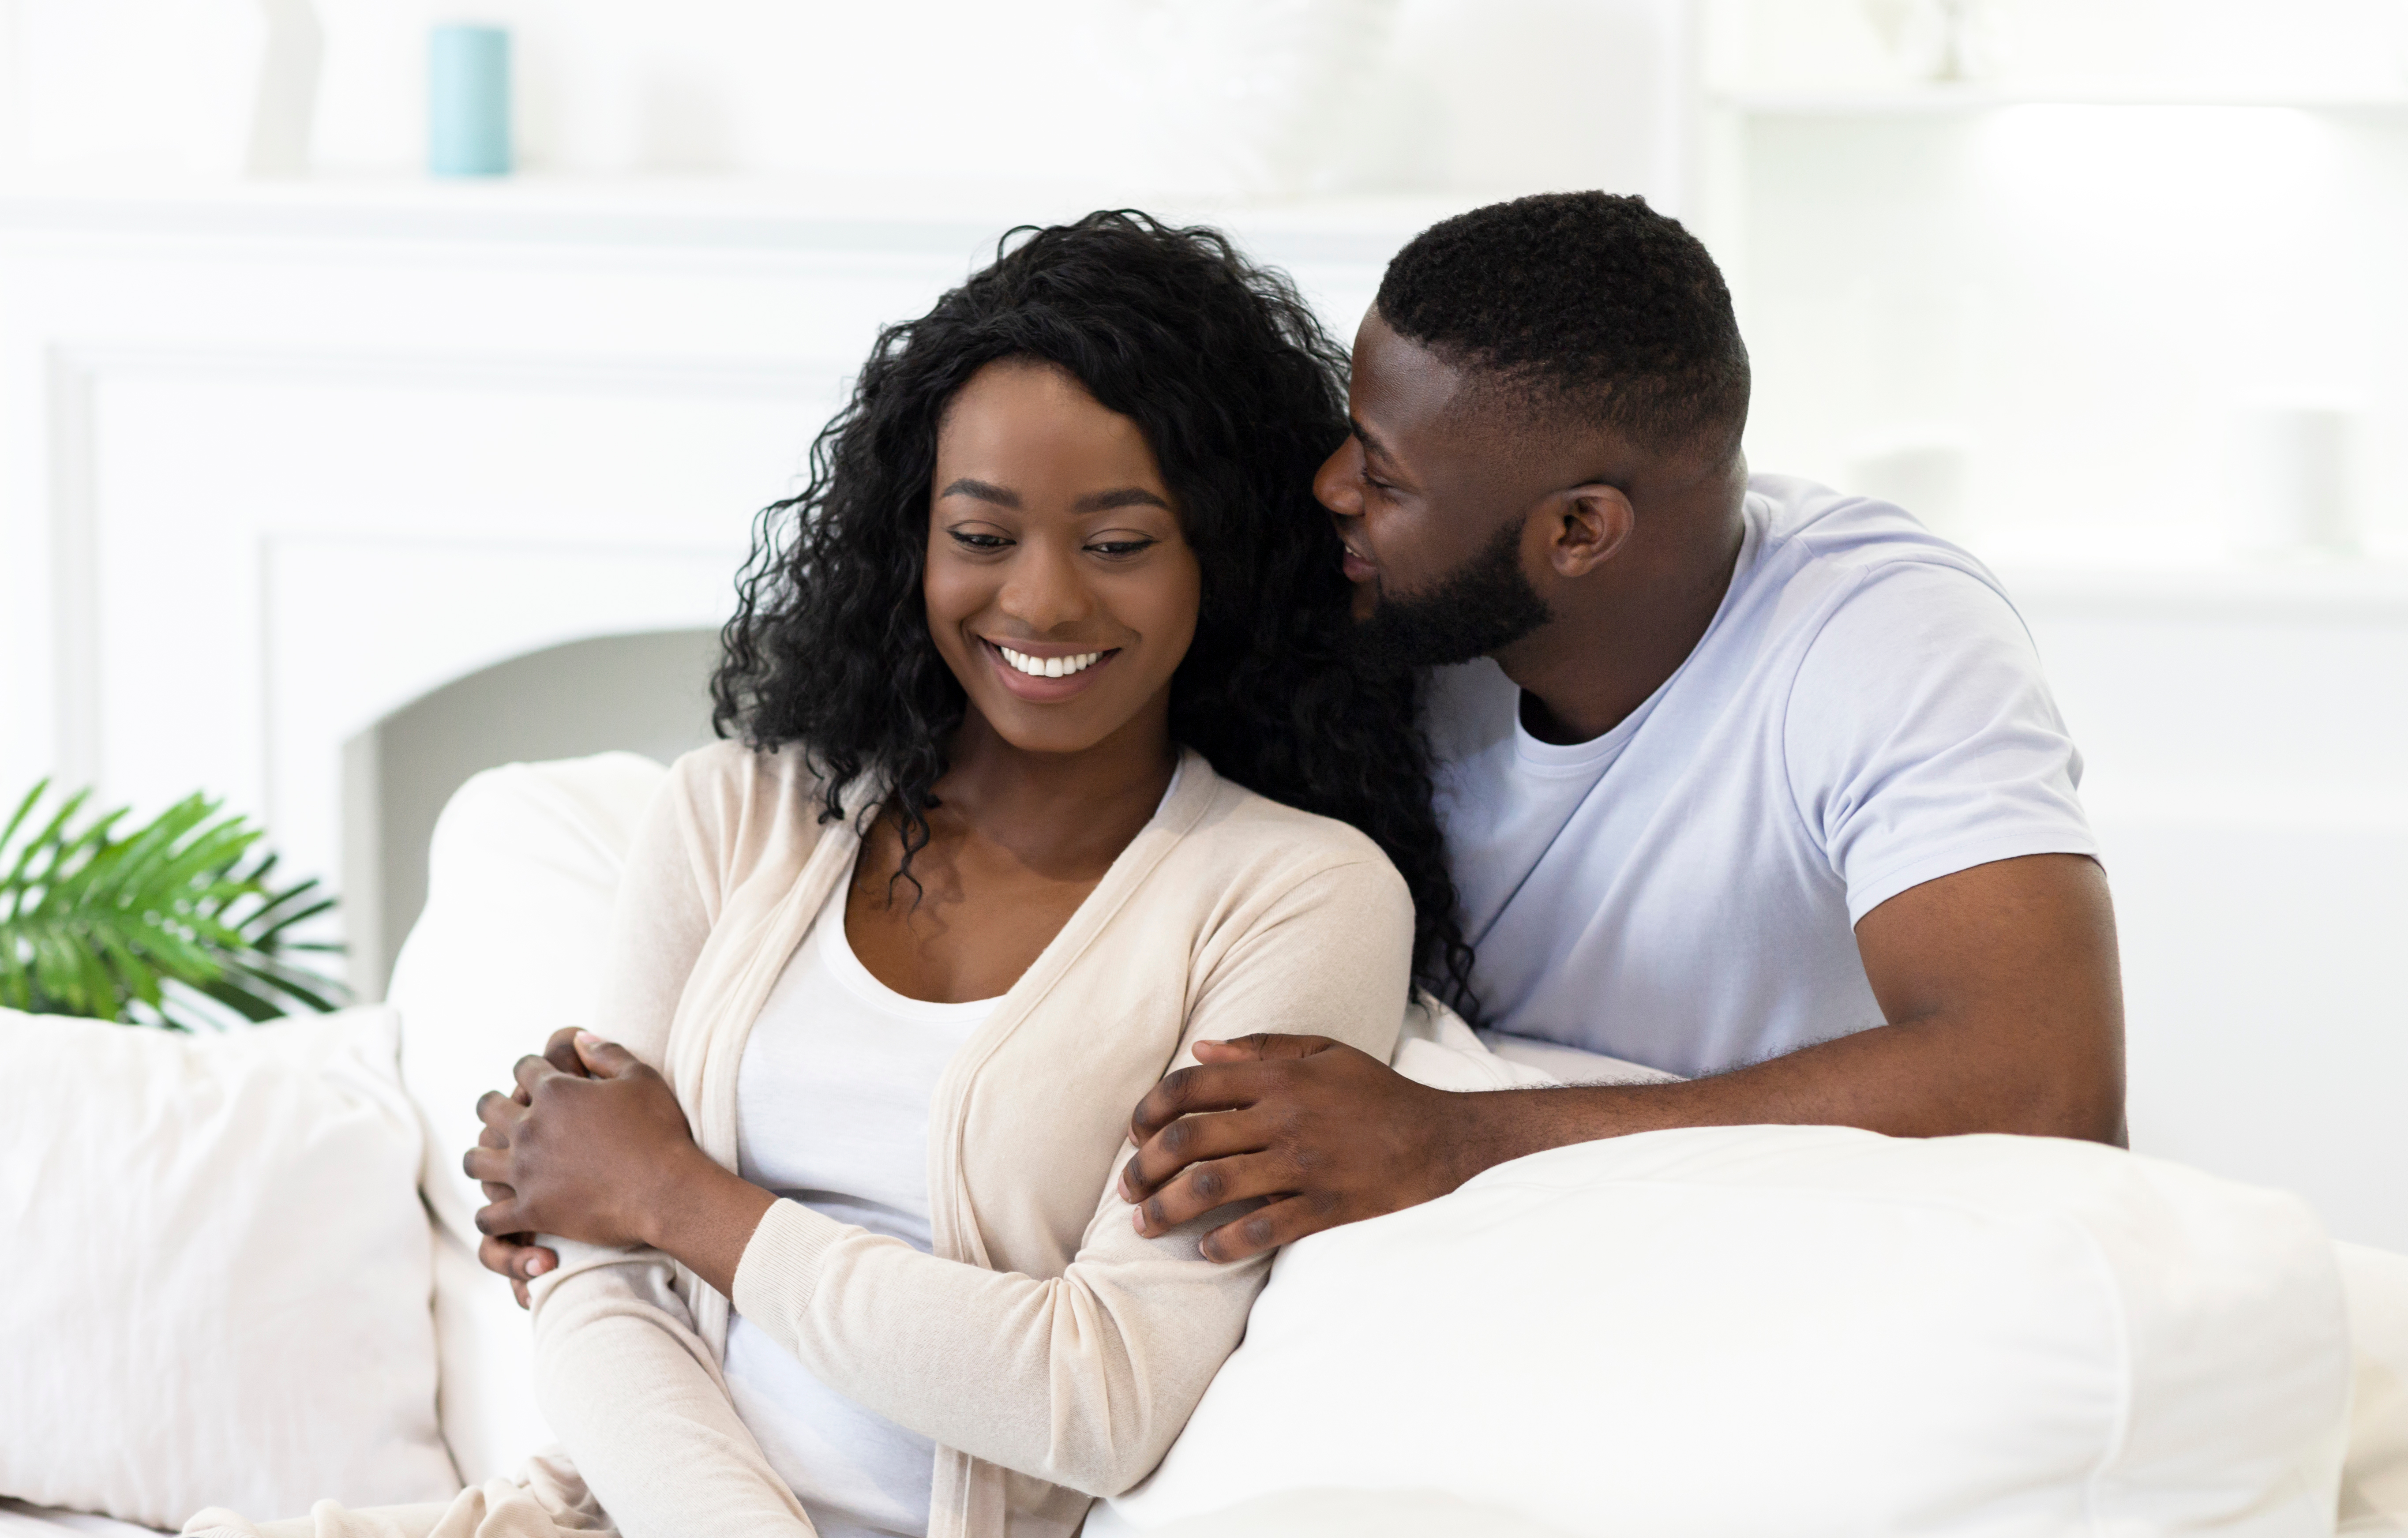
[1123,854,2126,1263]
[1446,1010,2125,1187]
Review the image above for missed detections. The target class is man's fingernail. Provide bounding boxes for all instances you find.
[529,1254,552,1275]
[1131,1208,1147,1234]
[575,1030,600,1046]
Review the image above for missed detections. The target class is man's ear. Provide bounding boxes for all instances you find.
[1537,482,1636,579]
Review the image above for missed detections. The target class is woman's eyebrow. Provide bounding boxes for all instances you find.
[1073,487,1174,514]
[938,477,1021,508]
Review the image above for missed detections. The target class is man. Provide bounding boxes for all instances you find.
[478,192,2121,1302]
[1114,191,2123,1264]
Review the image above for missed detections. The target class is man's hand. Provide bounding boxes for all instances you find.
[1122,853,2124,1266]
[1118,1035,1498,1263]
[475,1026,587,1307]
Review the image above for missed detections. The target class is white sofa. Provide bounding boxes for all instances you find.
[3,753,2404,1537]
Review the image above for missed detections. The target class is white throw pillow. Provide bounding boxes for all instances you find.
[384,752,668,1486]
[0,1007,458,1530]
[1096,1126,2352,1538]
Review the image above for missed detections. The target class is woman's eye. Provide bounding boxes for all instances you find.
[1088,539,1157,559]
[948,530,1011,551]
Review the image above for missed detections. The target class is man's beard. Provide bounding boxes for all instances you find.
[1349,518,1553,670]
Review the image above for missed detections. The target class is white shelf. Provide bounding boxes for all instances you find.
[0,172,1482,263]
[1711,85,2408,117]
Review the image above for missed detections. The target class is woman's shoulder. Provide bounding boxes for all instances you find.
[1171,752,1407,897]
[656,739,840,859]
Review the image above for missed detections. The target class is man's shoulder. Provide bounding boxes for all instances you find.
[1747,472,2006,600]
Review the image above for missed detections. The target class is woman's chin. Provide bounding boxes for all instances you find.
[971,705,1139,759]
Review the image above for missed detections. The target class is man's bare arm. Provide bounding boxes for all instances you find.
[1118,852,2124,1263]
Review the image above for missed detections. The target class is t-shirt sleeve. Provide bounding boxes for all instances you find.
[1784,559,2098,924]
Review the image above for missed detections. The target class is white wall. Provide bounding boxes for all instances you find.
[1703,0,2408,558]
[1729,105,2408,560]
[0,0,1695,206]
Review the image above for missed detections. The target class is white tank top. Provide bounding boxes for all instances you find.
[721,877,998,1538]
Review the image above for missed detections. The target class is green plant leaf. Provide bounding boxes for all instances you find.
[0,782,348,1029]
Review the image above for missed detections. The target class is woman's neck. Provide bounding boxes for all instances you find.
[843,695,1178,1004]
[930,699,1178,880]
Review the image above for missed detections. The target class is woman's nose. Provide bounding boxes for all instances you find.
[998,542,1094,632]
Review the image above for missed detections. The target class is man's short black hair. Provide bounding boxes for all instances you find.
[1375,191,1750,465]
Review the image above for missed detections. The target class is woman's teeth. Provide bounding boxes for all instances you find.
[998,645,1106,679]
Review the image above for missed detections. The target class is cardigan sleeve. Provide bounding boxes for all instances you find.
[728,856,1415,1498]
[527,755,816,1538]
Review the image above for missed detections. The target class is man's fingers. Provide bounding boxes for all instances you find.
[462,1146,507,1184]
[1190,1033,1339,1064]
[1133,1152,1297,1238]
[1198,1190,1343,1264]
[1128,1062,1283,1144]
[573,1031,642,1080]
[1119,1107,1269,1202]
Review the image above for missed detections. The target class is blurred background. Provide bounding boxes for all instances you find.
[0,0,2400,1243]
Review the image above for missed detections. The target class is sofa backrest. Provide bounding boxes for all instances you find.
[386,751,669,1485]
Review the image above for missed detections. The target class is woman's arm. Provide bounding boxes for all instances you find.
[500,753,817,1537]
[505,859,1415,1498]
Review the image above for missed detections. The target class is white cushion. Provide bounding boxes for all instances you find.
[1096,1127,2352,1538]
[384,752,668,1486]
[2339,1241,2408,1534]
[0,1007,458,1530]
[0,1496,174,1535]
[1109,1489,1574,1537]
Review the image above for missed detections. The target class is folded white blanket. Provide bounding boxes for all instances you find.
[181,1455,606,1538]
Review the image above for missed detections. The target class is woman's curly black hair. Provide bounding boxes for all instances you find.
[711,209,1476,1011]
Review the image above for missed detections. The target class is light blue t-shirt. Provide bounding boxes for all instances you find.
[1429,474,2097,1079]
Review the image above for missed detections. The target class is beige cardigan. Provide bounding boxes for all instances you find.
[522,741,1411,1538]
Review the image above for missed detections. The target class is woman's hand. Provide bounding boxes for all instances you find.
[468,1033,711,1252]
[476,1027,585,1306]
[466,1032,777,1297]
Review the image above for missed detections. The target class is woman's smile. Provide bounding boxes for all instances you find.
[981,638,1122,700]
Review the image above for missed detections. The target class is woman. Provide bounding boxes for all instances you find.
[191,211,1469,1538]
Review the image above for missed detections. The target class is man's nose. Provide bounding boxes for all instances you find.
[998,542,1094,631]
[1313,439,1363,516]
